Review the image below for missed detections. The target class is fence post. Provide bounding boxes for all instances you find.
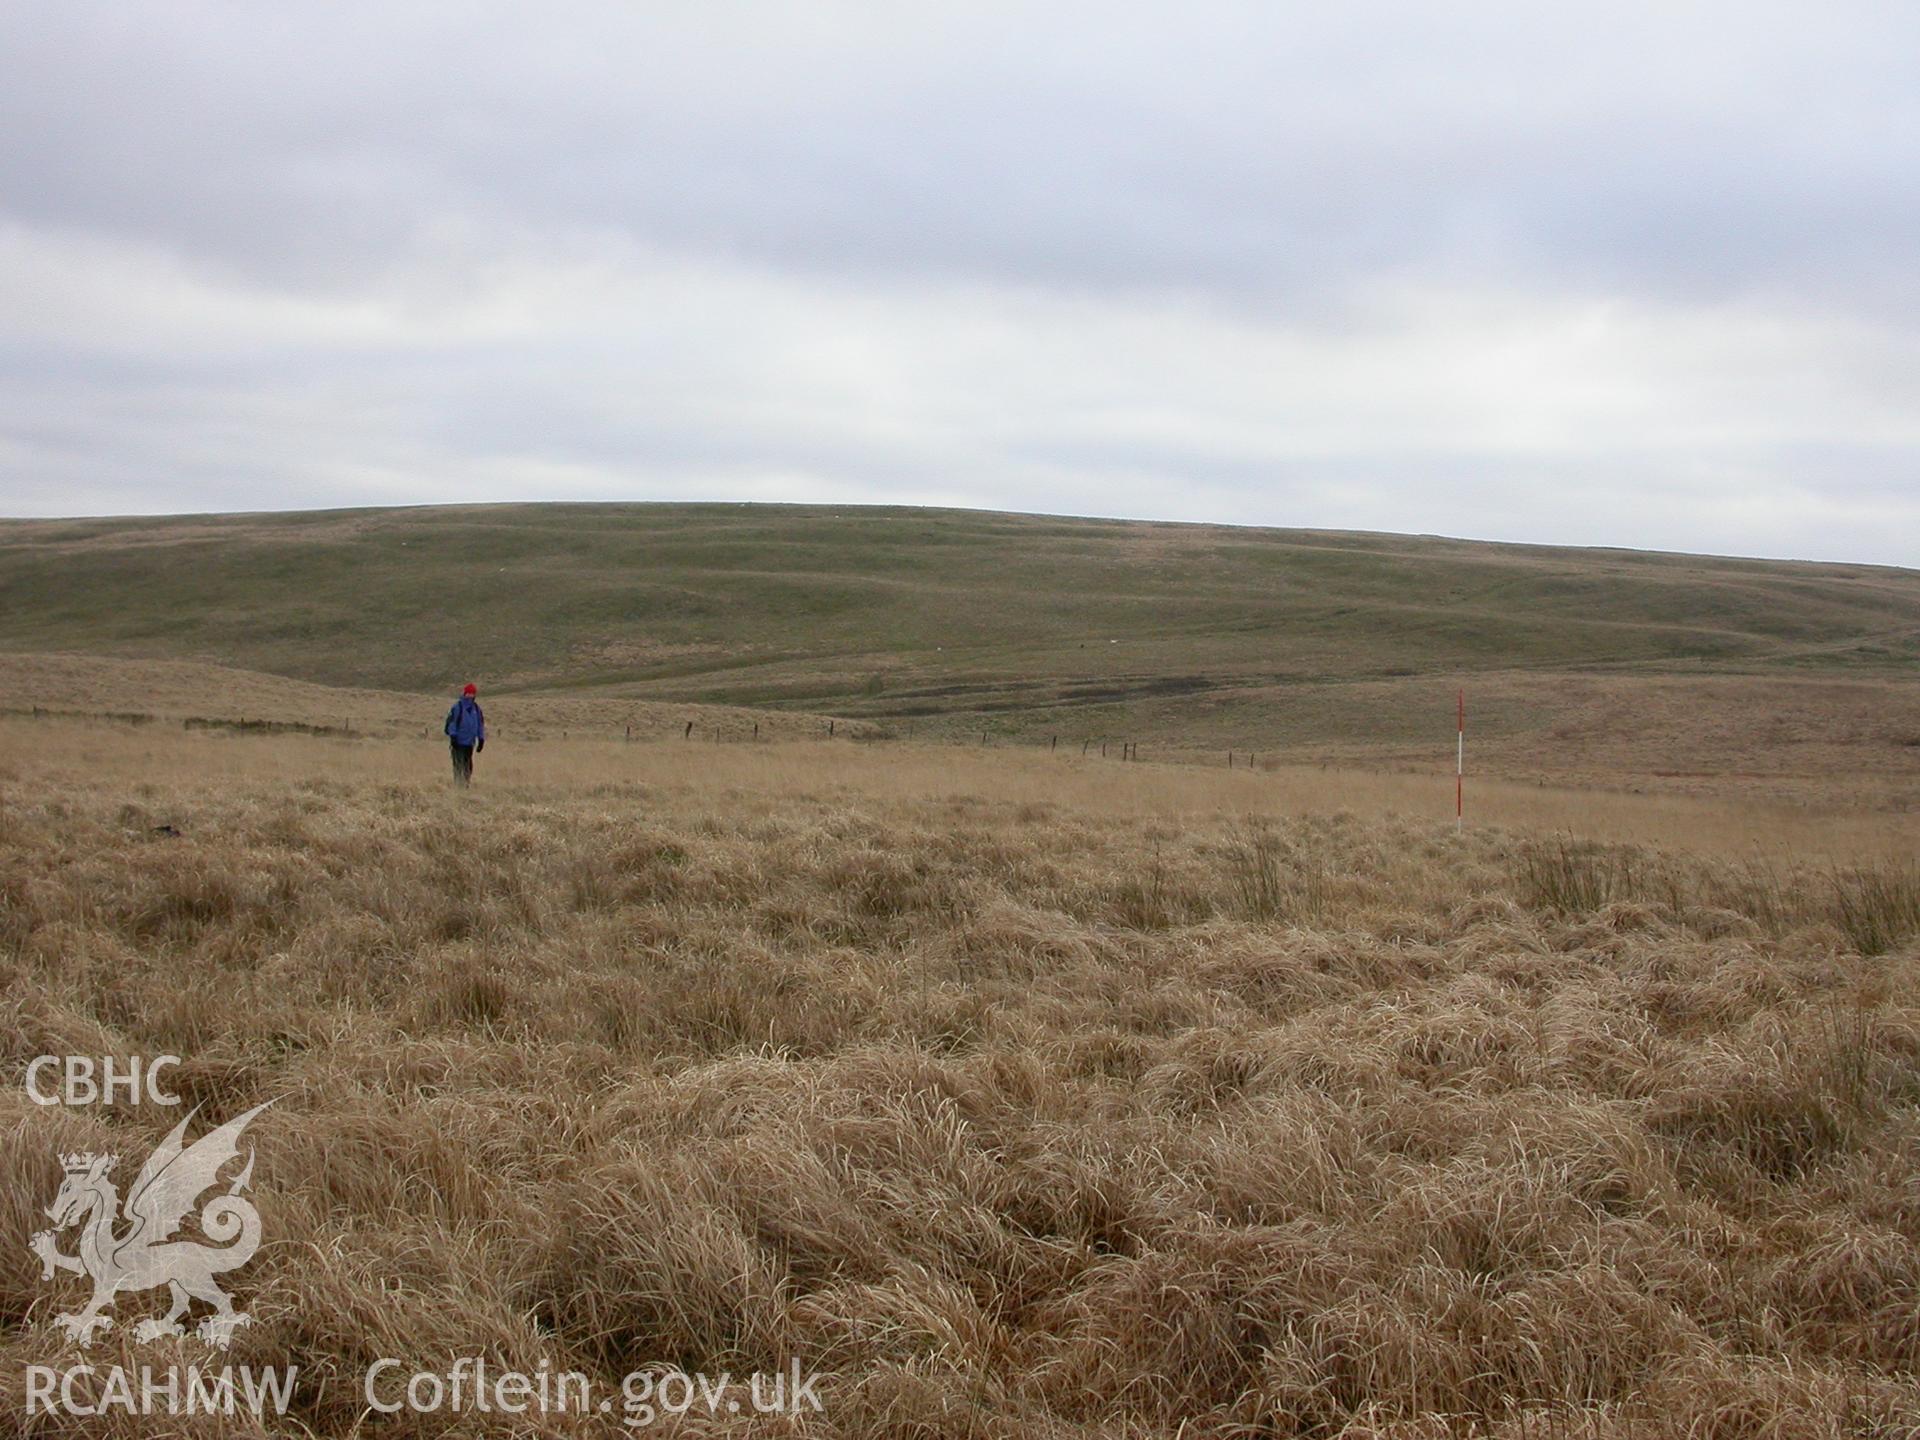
[1457,688,1465,832]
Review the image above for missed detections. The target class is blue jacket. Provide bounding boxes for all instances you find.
[445,696,486,746]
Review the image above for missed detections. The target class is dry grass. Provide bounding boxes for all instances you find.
[6,712,1916,861]
[1,720,1917,1437]
[9,648,1920,815]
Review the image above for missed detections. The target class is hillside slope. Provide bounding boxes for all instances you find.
[5,504,1917,696]
[4,505,1917,796]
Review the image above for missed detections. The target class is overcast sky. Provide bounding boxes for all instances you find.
[2,3,1916,564]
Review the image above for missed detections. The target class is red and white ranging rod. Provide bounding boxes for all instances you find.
[1456,689,1465,831]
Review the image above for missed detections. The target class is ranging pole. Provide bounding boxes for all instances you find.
[1456,689,1464,831]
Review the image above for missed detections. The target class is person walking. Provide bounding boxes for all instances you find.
[444,683,486,786]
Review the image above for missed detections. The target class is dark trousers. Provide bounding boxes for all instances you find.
[450,741,474,786]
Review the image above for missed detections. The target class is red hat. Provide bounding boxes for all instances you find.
[462,683,477,696]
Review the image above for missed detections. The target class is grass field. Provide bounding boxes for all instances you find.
[8,507,1918,696]
[2,718,1918,1436]
[4,504,1918,1435]
[4,503,1919,809]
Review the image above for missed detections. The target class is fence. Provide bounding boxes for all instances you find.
[9,704,1285,770]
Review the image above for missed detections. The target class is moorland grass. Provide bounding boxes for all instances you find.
[1,722,1915,1436]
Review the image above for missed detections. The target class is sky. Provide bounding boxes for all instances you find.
[2,2,1917,565]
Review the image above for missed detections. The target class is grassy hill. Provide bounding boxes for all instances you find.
[6,503,1918,691]
[4,503,1918,795]
[6,511,1919,1436]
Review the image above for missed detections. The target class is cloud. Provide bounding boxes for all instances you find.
[1,1,1917,564]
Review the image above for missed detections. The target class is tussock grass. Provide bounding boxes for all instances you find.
[1223,820,1333,924]
[1829,859,1920,958]
[1517,833,1920,961]
[2,722,1917,1436]
[1517,837,1642,916]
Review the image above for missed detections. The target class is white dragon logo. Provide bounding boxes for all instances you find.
[29,1102,269,1349]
